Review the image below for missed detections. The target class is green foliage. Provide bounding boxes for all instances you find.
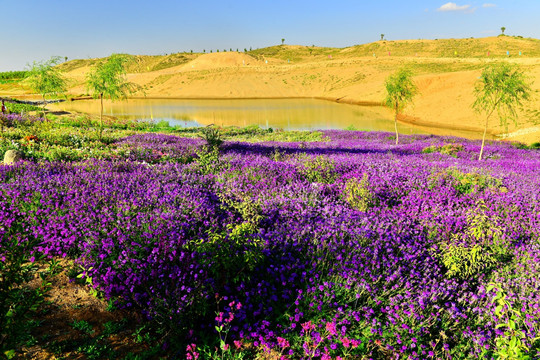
[26,56,67,103]
[0,238,58,355]
[300,155,338,184]
[422,143,464,157]
[344,174,377,212]
[486,284,537,359]
[0,71,28,84]
[384,68,418,145]
[428,168,503,195]
[86,54,136,101]
[473,63,532,160]
[200,125,223,152]
[86,54,140,140]
[437,200,509,279]
[191,222,265,286]
[70,319,95,335]
[195,147,221,175]
[4,102,43,114]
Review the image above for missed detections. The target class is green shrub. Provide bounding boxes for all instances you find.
[428,168,502,195]
[436,200,510,279]
[190,222,265,286]
[200,125,223,151]
[344,174,377,212]
[5,102,43,114]
[422,143,464,157]
[301,155,337,184]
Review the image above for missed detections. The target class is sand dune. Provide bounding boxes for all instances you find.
[3,37,540,144]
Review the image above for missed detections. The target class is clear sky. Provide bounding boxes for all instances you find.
[1,0,538,71]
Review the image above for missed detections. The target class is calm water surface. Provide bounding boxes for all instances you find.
[51,98,488,139]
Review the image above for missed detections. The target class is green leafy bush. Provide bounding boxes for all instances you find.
[190,222,265,286]
[428,168,502,195]
[200,125,223,151]
[344,174,377,212]
[4,102,43,114]
[422,143,464,156]
[436,200,510,279]
[301,155,338,184]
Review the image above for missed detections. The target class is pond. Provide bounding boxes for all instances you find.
[50,98,490,139]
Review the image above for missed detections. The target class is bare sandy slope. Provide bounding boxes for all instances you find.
[4,37,540,144]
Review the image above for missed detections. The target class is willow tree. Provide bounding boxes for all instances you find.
[86,54,136,139]
[473,63,531,160]
[26,56,67,117]
[384,69,418,145]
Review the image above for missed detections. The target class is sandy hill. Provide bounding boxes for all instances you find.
[183,52,262,70]
[2,36,540,144]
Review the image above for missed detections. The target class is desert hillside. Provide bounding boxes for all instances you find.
[2,36,540,144]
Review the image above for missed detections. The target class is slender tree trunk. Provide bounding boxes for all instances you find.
[478,113,492,161]
[394,103,399,145]
[42,95,47,120]
[99,93,103,140]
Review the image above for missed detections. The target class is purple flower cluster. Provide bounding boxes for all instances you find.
[1,130,539,358]
[115,133,202,163]
[0,113,45,128]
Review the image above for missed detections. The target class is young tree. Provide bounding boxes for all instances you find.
[26,56,67,117]
[501,26,506,35]
[281,38,285,45]
[472,63,531,160]
[384,69,418,145]
[86,54,137,139]
[380,34,385,41]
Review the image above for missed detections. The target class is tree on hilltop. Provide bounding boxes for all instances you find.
[501,27,506,35]
[473,63,531,160]
[380,34,385,41]
[384,69,418,145]
[281,38,285,45]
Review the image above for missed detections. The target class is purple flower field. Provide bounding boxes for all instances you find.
[2,130,540,359]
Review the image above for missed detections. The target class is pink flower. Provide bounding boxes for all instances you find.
[234,340,243,349]
[325,321,337,336]
[215,312,224,323]
[341,337,351,348]
[277,337,290,348]
[301,321,315,332]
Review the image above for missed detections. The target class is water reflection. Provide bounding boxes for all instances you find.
[50,98,490,140]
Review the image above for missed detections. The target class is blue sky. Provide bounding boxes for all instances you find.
[1,0,538,71]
